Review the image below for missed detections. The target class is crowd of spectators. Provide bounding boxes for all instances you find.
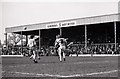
[1,43,120,56]
[69,43,120,55]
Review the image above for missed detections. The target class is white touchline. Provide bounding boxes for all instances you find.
[2,70,118,77]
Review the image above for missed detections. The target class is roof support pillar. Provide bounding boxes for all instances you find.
[20,31,23,55]
[37,29,41,58]
[39,29,41,51]
[59,27,62,36]
[25,35,28,46]
[85,25,87,54]
[5,33,8,49]
[114,21,117,52]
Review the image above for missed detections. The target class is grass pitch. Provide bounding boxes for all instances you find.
[1,56,119,78]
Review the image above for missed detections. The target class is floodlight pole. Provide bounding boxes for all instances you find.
[85,25,87,54]
[114,21,117,52]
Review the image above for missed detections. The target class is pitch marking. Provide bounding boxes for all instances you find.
[2,70,118,77]
[8,60,116,68]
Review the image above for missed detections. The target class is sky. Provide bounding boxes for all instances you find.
[0,0,119,44]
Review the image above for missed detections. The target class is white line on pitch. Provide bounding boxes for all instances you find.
[72,60,116,65]
[2,70,118,77]
[8,60,116,68]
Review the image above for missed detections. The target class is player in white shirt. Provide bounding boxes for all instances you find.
[55,35,67,62]
[27,35,38,63]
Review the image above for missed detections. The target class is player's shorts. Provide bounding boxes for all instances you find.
[28,46,37,54]
[59,46,66,51]
[29,45,37,50]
